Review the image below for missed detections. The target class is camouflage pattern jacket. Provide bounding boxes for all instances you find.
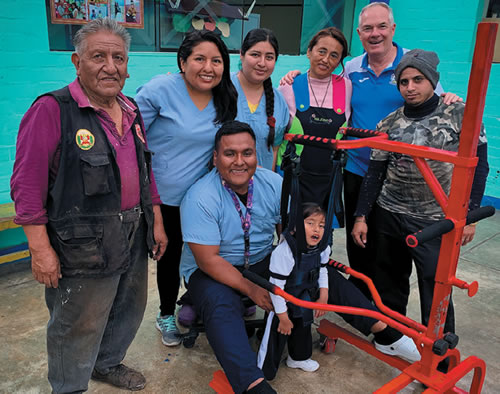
[372,98,487,220]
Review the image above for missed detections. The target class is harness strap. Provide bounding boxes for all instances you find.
[270,271,289,281]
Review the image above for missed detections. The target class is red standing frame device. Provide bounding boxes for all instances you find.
[210,22,498,393]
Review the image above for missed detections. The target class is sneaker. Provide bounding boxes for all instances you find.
[91,364,146,391]
[244,305,257,317]
[178,304,197,327]
[156,313,181,346]
[286,356,320,372]
[374,335,421,363]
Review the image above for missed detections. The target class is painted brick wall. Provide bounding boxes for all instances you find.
[1,0,499,210]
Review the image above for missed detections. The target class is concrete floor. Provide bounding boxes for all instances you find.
[1,211,499,393]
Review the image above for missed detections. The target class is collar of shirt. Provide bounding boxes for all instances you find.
[68,78,137,141]
[68,78,136,115]
[361,42,404,74]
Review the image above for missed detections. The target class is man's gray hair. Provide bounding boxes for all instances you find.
[73,18,131,54]
[358,2,395,27]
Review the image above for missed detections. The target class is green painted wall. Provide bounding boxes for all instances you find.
[1,0,499,249]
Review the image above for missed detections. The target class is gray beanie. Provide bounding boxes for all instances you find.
[395,49,440,89]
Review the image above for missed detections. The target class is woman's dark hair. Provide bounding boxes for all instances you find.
[177,30,237,124]
[214,120,256,152]
[241,28,279,150]
[302,202,326,220]
[307,27,349,74]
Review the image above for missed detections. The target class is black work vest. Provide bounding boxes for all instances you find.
[39,86,154,277]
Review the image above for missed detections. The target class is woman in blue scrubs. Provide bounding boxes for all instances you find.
[232,29,289,171]
[135,31,238,347]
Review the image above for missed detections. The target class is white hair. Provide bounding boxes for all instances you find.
[73,18,131,55]
[358,2,395,27]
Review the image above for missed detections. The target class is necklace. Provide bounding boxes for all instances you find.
[308,72,331,108]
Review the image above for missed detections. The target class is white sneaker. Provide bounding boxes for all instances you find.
[374,335,421,363]
[286,356,320,372]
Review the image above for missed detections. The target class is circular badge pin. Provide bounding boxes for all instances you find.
[75,129,95,150]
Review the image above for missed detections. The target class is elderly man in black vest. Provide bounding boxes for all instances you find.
[10,18,167,393]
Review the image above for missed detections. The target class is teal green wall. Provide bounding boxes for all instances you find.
[1,0,499,248]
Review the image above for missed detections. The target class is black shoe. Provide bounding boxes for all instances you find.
[92,364,146,391]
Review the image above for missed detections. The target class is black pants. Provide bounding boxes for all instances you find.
[372,205,455,333]
[343,170,374,299]
[157,204,183,316]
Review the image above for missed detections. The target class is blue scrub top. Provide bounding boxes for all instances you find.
[135,73,220,206]
[179,167,282,283]
[232,72,289,170]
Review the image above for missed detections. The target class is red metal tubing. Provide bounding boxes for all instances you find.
[337,263,427,333]
[412,157,449,212]
[272,286,433,347]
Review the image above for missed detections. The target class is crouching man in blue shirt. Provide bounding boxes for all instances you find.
[179,121,282,394]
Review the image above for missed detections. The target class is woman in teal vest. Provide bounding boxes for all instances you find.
[278,27,351,216]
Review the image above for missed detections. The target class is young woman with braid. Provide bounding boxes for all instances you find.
[232,28,289,171]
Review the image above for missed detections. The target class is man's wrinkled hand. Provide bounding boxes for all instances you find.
[152,226,168,261]
[441,92,463,105]
[31,246,61,288]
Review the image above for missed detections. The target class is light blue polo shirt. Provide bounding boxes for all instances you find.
[135,73,220,206]
[232,72,290,170]
[179,167,282,283]
[344,43,443,176]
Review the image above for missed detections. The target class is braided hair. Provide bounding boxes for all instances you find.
[240,28,279,150]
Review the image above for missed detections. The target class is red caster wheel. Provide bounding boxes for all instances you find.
[320,334,337,354]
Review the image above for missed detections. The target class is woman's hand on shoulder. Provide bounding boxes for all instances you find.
[279,70,301,86]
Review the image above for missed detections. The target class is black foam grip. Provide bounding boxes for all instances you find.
[406,206,496,247]
[466,206,495,225]
[406,219,454,247]
[242,270,276,294]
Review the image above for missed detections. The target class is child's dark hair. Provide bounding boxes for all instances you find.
[177,31,238,124]
[302,202,326,220]
[240,28,279,150]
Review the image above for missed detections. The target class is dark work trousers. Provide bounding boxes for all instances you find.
[45,214,148,394]
[372,205,455,333]
[188,259,270,394]
[259,265,379,381]
[343,170,375,299]
[157,204,183,316]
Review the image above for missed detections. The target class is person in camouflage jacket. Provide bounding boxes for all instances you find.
[350,49,489,349]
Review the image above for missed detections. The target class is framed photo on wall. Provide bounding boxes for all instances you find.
[50,0,144,28]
